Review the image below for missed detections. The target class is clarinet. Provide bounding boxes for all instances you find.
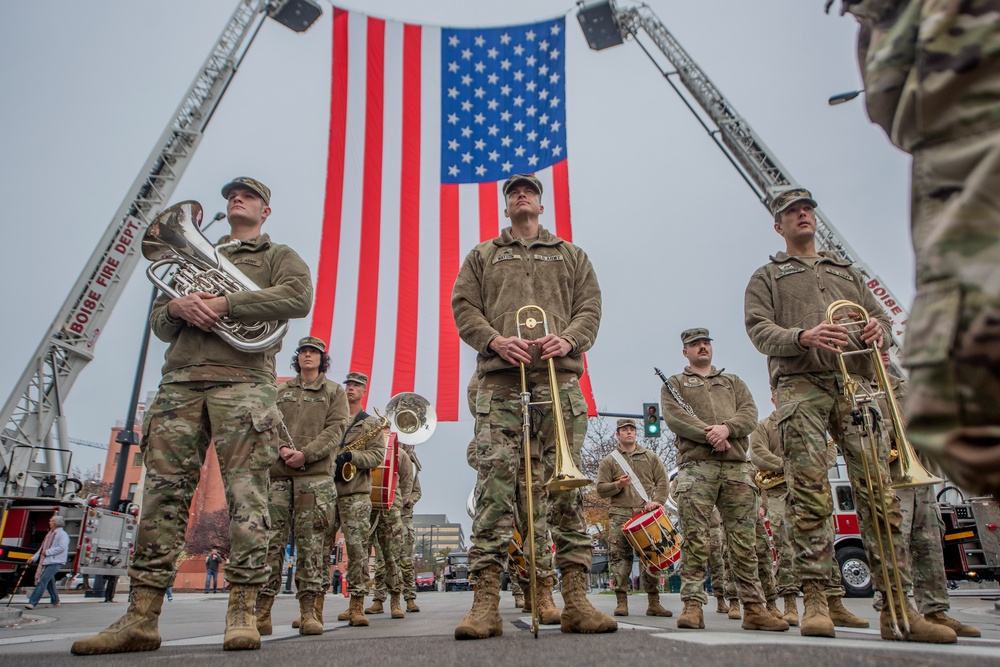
[653,367,695,417]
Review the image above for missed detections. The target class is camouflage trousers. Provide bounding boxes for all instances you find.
[675,460,765,605]
[905,128,1000,499]
[261,475,335,598]
[329,492,372,595]
[776,372,911,595]
[469,370,591,576]
[873,485,951,614]
[368,506,411,601]
[399,508,417,600]
[762,488,798,597]
[130,381,280,588]
[722,500,777,602]
[708,509,728,596]
[608,510,660,595]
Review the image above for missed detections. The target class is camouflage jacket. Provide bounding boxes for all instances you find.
[396,443,415,510]
[840,0,1000,152]
[151,233,313,383]
[661,367,759,465]
[749,412,783,474]
[595,444,668,514]
[334,412,387,496]
[272,374,350,479]
[403,446,422,510]
[451,225,602,379]
[744,251,891,387]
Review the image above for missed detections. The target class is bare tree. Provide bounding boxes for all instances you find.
[73,465,110,502]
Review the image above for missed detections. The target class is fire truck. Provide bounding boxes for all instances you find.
[0,0,321,600]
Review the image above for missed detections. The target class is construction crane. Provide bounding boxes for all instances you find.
[0,0,321,500]
[576,1,910,355]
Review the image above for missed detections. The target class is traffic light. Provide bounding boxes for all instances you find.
[643,403,661,438]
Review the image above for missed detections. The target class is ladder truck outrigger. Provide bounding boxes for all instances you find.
[576,0,1000,590]
[0,0,321,599]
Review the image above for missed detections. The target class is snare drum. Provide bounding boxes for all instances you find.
[370,432,399,510]
[621,506,682,574]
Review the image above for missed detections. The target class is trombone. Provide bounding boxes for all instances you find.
[825,300,940,639]
[515,305,592,637]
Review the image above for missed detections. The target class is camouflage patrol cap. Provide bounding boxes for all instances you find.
[221,177,271,206]
[295,336,326,353]
[769,188,817,218]
[680,328,712,345]
[344,371,369,386]
[616,418,637,431]
[502,174,543,197]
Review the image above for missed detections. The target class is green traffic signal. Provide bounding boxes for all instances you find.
[642,402,661,438]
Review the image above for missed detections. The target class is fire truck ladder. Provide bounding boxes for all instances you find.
[578,1,910,349]
[0,0,319,497]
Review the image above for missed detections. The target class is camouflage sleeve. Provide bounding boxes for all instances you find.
[409,471,422,505]
[660,377,710,442]
[650,454,668,505]
[301,383,351,465]
[559,246,602,355]
[722,376,759,439]
[397,449,415,504]
[466,438,477,469]
[451,247,500,355]
[749,422,783,473]
[149,291,184,342]
[350,420,386,470]
[226,245,314,324]
[744,268,809,358]
[595,455,622,499]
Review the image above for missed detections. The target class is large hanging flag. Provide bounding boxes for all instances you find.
[311,7,597,420]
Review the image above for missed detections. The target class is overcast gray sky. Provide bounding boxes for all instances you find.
[0,1,911,537]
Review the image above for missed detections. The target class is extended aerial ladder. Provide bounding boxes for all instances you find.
[0,0,321,499]
[576,1,911,352]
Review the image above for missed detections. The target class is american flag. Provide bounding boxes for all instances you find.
[310,8,597,421]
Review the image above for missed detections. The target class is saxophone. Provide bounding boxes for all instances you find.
[339,411,389,482]
[753,468,786,491]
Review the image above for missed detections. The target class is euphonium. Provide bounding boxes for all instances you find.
[141,200,288,352]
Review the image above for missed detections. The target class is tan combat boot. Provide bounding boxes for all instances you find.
[923,610,980,637]
[298,593,324,635]
[337,598,352,622]
[827,595,869,628]
[781,593,799,627]
[800,581,835,638]
[559,565,617,634]
[715,596,730,614]
[727,598,741,620]
[390,592,405,619]
[454,564,503,640]
[646,592,672,617]
[676,599,704,629]
[742,602,790,632]
[223,585,261,650]
[70,585,165,655]
[765,598,782,619]
[613,591,629,616]
[366,598,385,614]
[406,598,421,613]
[513,593,525,609]
[348,594,369,627]
[536,577,562,625]
[315,594,325,624]
[255,594,275,636]
[880,601,956,643]
[522,591,534,614]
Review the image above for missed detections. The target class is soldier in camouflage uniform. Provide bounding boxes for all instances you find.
[330,372,386,627]
[596,418,672,618]
[451,174,615,639]
[256,337,349,637]
[72,177,313,656]
[749,398,869,629]
[398,443,422,611]
[872,351,980,637]
[833,0,1000,499]
[366,430,415,620]
[744,188,955,643]
[661,329,787,633]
